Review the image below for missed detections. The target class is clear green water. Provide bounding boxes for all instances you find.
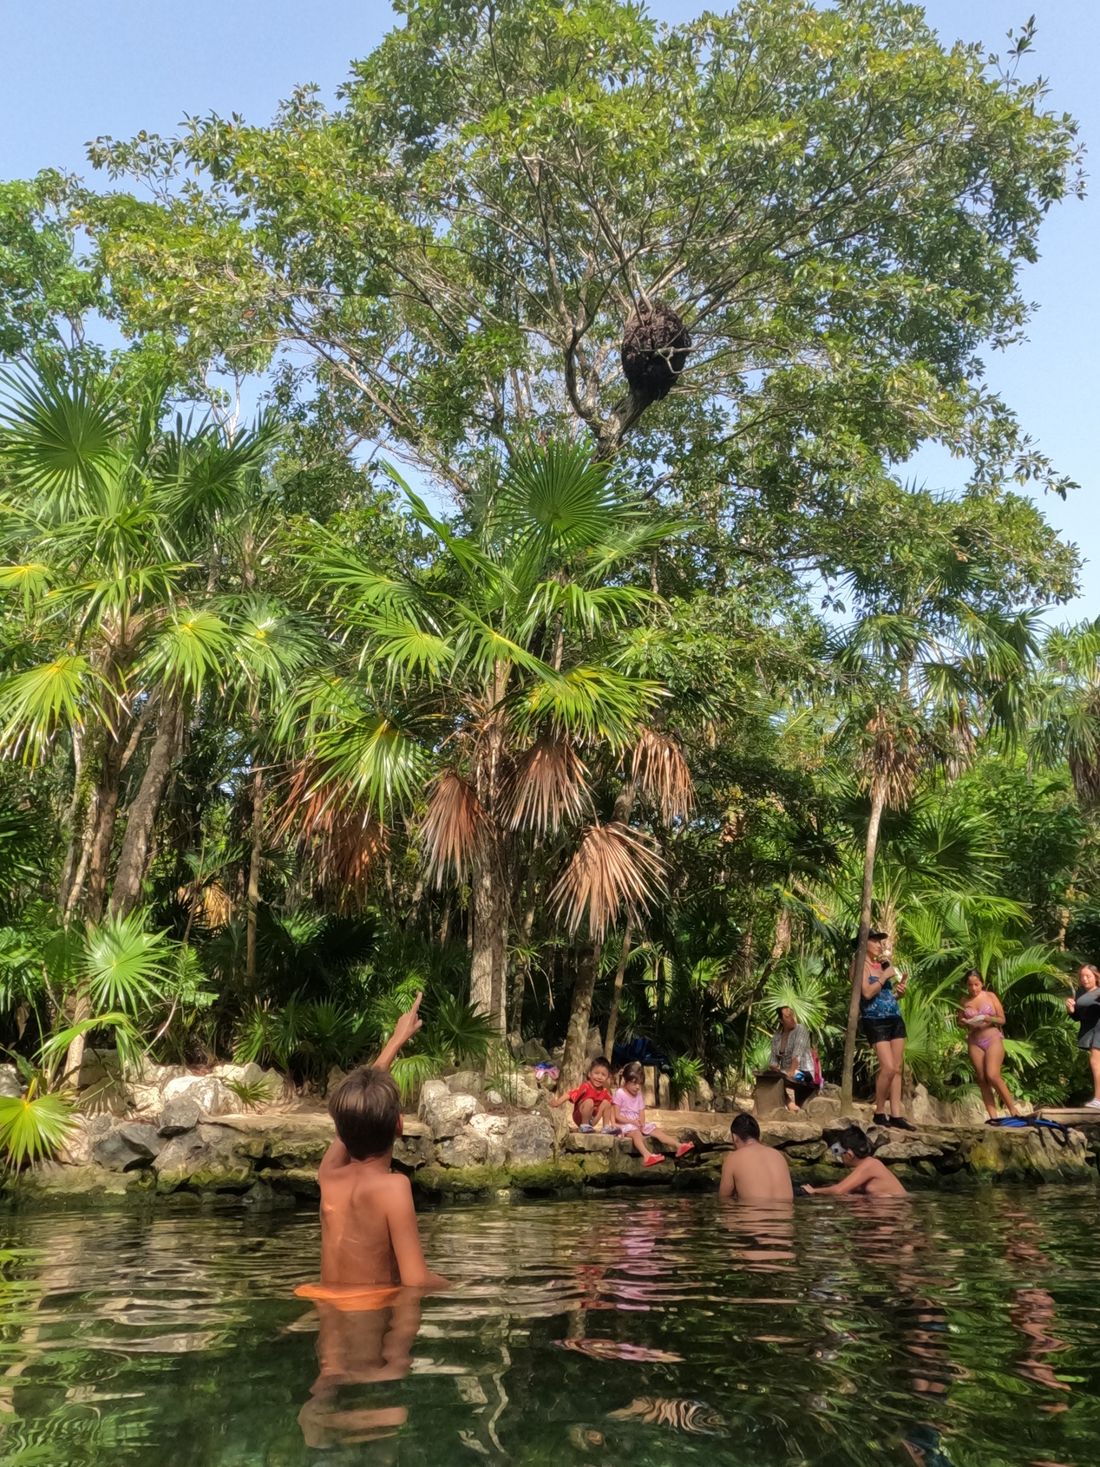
[0,1188,1097,1465]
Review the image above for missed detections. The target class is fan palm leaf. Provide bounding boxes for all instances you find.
[551,821,666,938]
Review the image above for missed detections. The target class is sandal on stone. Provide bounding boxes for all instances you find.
[675,1142,695,1158]
[643,1153,666,1167]
[578,1123,595,1133]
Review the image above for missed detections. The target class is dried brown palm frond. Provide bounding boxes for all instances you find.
[550,821,667,939]
[858,710,924,810]
[274,761,386,904]
[631,728,695,823]
[175,881,233,929]
[506,736,590,834]
[420,769,487,886]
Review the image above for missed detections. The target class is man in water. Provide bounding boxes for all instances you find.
[803,1126,907,1198]
[718,1113,794,1201]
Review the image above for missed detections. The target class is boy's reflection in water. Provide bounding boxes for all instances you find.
[1002,1206,1070,1412]
[297,1289,421,1450]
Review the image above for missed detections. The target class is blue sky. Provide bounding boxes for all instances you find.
[3,1,1096,618]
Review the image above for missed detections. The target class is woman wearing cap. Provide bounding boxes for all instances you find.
[855,932,917,1131]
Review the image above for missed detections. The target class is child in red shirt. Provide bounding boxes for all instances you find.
[550,1056,616,1130]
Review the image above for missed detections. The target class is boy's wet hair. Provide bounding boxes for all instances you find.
[836,1125,871,1159]
[729,1113,760,1142]
[621,1060,645,1084]
[588,1055,612,1074]
[328,1065,401,1160]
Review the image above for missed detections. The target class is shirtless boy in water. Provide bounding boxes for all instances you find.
[316,993,447,1290]
[804,1126,907,1198]
[718,1113,794,1202]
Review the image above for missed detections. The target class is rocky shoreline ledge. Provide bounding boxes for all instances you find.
[3,1067,1099,1210]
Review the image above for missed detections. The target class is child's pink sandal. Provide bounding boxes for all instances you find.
[674,1142,694,1159]
[643,1153,665,1168]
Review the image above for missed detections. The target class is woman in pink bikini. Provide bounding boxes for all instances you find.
[958,969,1020,1121]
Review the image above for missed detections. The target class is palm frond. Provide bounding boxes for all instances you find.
[80,912,173,1015]
[0,655,105,762]
[0,1091,75,1169]
[550,821,666,938]
[0,365,124,513]
[631,727,694,823]
[506,737,589,834]
[420,770,487,886]
[495,441,626,553]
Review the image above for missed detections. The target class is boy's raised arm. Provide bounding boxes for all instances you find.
[385,1176,448,1289]
[373,992,423,1073]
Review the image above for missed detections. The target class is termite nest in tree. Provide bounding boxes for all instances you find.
[620,300,691,402]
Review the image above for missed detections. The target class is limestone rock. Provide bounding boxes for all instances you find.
[92,1122,164,1172]
[784,1140,827,1163]
[0,1064,22,1098]
[394,1128,435,1170]
[485,1088,505,1107]
[803,1093,841,1121]
[445,1070,484,1097]
[153,1124,253,1190]
[761,1120,820,1147]
[419,1084,481,1140]
[562,1130,617,1154]
[875,1140,944,1163]
[503,1112,555,1164]
[437,1130,489,1168]
[158,1096,203,1137]
[518,1038,552,1065]
[691,1078,714,1110]
[160,1074,235,1118]
[908,1082,987,1128]
[57,1112,114,1166]
[468,1113,508,1166]
[490,1074,540,1110]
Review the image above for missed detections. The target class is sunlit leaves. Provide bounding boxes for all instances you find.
[0,1091,75,1169]
[79,912,174,1015]
[0,655,104,762]
[0,365,123,514]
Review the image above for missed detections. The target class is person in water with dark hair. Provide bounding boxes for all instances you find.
[855,931,917,1131]
[804,1126,907,1198]
[304,992,448,1293]
[718,1113,794,1202]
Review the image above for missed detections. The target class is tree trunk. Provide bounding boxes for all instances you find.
[841,780,887,1112]
[470,849,507,1026]
[603,922,633,1062]
[245,765,264,987]
[79,734,125,922]
[508,891,539,1050]
[560,939,604,1090]
[110,699,182,915]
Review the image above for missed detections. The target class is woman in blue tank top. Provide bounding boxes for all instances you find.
[854,931,917,1131]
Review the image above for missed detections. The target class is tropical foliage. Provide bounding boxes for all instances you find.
[0,1,1097,1164]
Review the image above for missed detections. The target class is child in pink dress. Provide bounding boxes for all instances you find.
[612,1062,695,1167]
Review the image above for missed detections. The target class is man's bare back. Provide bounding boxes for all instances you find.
[718,1140,794,1202]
